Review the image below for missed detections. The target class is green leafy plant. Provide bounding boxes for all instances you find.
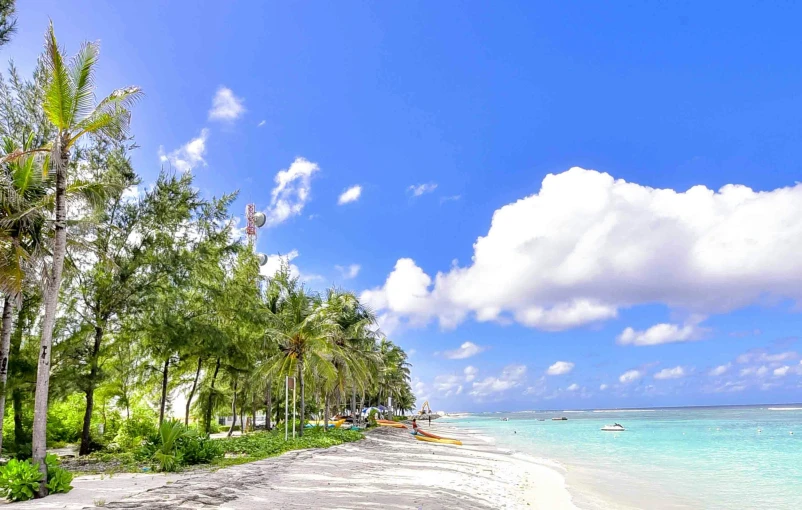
[152,420,187,472]
[0,458,43,501]
[176,430,223,465]
[367,409,378,427]
[44,454,73,494]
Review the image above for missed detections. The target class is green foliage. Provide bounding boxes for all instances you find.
[175,430,223,465]
[217,428,362,462]
[44,454,73,494]
[367,409,378,426]
[0,458,42,501]
[46,394,86,444]
[152,420,186,472]
[112,414,158,451]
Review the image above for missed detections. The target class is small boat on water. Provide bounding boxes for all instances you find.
[601,423,625,432]
[501,417,509,421]
[537,419,546,421]
[552,417,568,421]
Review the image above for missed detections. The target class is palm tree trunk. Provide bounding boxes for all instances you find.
[351,386,356,426]
[204,358,221,434]
[185,357,203,426]
[324,393,330,431]
[226,380,238,438]
[0,297,14,454]
[158,358,170,426]
[79,325,103,456]
[10,308,24,448]
[298,358,305,437]
[33,145,69,497]
[265,382,272,430]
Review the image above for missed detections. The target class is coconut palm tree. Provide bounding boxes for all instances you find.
[265,267,336,436]
[1,23,141,493]
[0,134,49,454]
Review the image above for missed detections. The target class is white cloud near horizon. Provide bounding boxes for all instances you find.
[618,316,707,346]
[259,249,322,283]
[709,363,731,376]
[264,158,319,227]
[158,129,209,173]
[338,185,362,205]
[546,361,575,376]
[208,86,245,122]
[443,341,486,360]
[361,167,802,333]
[654,366,686,380]
[470,364,527,398]
[619,369,644,384]
[408,182,438,197]
[464,366,478,382]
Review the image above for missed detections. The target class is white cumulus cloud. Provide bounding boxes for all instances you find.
[619,369,643,384]
[409,182,438,197]
[470,365,527,398]
[335,264,361,280]
[774,366,790,377]
[208,86,245,121]
[654,366,686,380]
[546,361,575,376]
[158,129,209,173]
[709,363,731,376]
[433,374,463,397]
[464,366,478,382]
[443,341,486,360]
[617,316,707,346]
[264,158,319,227]
[362,167,802,332]
[567,383,580,392]
[338,185,362,205]
[599,384,608,391]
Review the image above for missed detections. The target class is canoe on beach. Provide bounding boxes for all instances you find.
[377,421,407,429]
[417,429,445,439]
[414,434,462,446]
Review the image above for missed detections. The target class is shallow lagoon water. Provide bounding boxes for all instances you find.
[449,405,802,509]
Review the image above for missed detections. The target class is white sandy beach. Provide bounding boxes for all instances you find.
[3,422,576,509]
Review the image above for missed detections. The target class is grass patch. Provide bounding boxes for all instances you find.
[213,428,363,465]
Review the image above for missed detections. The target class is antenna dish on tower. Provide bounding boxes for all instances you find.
[253,211,266,228]
[257,253,268,266]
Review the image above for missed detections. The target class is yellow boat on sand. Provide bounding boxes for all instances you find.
[377,421,407,429]
[413,433,462,446]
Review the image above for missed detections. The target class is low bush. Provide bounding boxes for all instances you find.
[0,458,42,501]
[176,430,223,465]
[216,427,363,463]
[45,454,73,494]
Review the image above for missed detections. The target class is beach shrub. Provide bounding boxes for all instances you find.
[113,415,158,451]
[45,454,73,494]
[176,430,223,465]
[216,427,363,463]
[0,458,42,501]
[152,420,187,472]
[367,409,378,426]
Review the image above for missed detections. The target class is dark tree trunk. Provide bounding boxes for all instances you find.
[0,297,14,454]
[10,308,24,447]
[79,325,103,456]
[204,358,221,434]
[251,394,256,432]
[226,380,238,438]
[298,359,305,437]
[351,386,356,426]
[324,393,330,431]
[185,357,203,426]
[158,358,170,426]
[265,382,272,430]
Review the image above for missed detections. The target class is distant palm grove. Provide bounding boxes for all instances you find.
[0,23,414,496]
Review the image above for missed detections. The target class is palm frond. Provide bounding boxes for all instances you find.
[68,41,99,122]
[42,22,74,129]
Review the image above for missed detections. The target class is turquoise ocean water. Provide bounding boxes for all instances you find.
[448,405,802,509]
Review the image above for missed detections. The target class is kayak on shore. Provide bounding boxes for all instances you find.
[413,434,462,446]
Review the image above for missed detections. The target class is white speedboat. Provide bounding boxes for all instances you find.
[601,423,625,431]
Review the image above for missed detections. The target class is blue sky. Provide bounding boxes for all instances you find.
[9,1,802,411]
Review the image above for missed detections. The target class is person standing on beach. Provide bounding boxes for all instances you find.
[428,415,431,426]
[412,418,419,434]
